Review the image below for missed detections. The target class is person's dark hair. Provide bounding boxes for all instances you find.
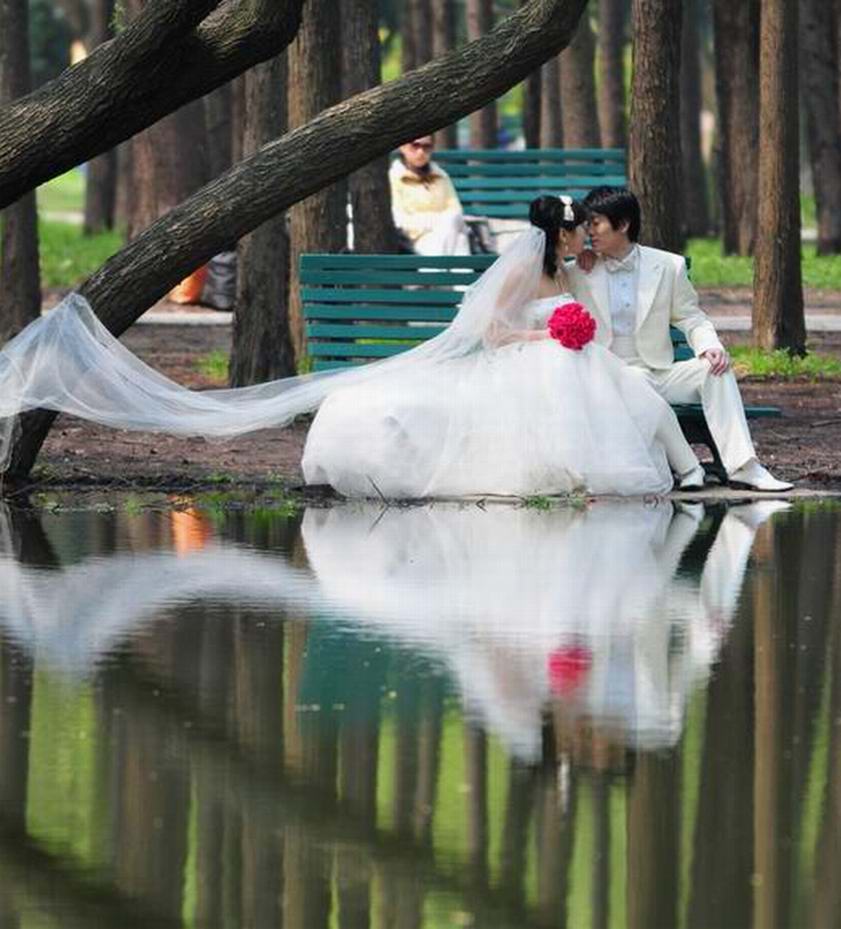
[582,186,641,242]
[528,195,588,278]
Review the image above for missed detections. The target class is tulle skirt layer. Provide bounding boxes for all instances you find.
[302,340,676,498]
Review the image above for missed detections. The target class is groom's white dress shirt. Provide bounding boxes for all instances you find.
[604,245,643,365]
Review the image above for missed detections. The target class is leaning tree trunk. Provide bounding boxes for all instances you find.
[540,58,564,146]
[629,0,684,251]
[680,0,709,238]
[342,0,400,254]
[288,0,347,357]
[597,0,627,148]
[1,0,590,483]
[753,0,805,354]
[800,0,841,255]
[432,0,458,148]
[467,0,497,147]
[559,1,601,147]
[713,0,759,255]
[229,55,295,385]
[83,0,117,235]
[0,0,40,345]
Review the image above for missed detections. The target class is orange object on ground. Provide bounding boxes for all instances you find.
[168,266,208,304]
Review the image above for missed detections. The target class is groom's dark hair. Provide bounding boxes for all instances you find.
[583,187,641,242]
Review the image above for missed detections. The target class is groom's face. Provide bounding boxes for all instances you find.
[587,213,631,257]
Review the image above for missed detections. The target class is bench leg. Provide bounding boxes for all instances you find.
[678,416,728,485]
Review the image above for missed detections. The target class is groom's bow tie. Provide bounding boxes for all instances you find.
[603,248,639,274]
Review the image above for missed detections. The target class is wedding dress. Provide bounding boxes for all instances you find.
[302,294,680,497]
[0,227,687,498]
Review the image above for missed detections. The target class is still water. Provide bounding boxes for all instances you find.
[0,498,839,928]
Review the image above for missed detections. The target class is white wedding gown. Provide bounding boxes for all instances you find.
[302,295,679,498]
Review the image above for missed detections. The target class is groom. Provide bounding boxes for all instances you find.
[567,186,792,492]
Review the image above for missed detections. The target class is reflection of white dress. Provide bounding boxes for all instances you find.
[302,296,678,498]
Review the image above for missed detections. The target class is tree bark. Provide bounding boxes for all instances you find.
[629,0,684,252]
[712,0,759,255]
[559,1,600,147]
[467,0,497,147]
[597,0,627,148]
[432,0,458,147]
[753,0,805,353]
[287,0,347,356]
[680,0,709,237]
[540,57,563,146]
[0,0,307,209]
[83,0,117,235]
[2,0,590,481]
[229,55,295,385]
[522,66,543,147]
[406,0,433,71]
[203,84,234,180]
[800,0,841,254]
[0,0,41,345]
[342,0,400,253]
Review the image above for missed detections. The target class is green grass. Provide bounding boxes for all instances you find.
[195,349,229,382]
[37,168,85,214]
[687,238,841,289]
[39,219,123,288]
[730,346,841,379]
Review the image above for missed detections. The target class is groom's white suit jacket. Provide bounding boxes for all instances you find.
[568,245,724,370]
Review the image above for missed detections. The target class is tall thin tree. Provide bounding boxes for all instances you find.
[229,55,295,385]
[342,0,400,253]
[432,0,458,148]
[629,0,684,251]
[712,0,760,255]
[540,58,563,146]
[287,0,347,357]
[800,0,841,254]
[83,0,117,235]
[467,0,497,147]
[680,0,709,237]
[559,2,601,147]
[753,0,805,353]
[0,0,40,345]
[597,0,627,148]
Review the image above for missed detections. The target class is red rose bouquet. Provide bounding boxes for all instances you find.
[547,302,596,351]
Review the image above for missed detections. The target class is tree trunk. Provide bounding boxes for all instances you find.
[753,0,805,353]
[800,0,841,254]
[559,1,601,147]
[204,84,234,179]
[407,0,433,71]
[540,57,564,146]
[523,67,543,147]
[82,0,117,235]
[229,55,295,385]
[712,0,759,255]
[629,0,684,252]
[0,0,308,209]
[0,0,41,346]
[1,0,590,482]
[287,0,347,357]
[680,0,709,237]
[597,0,627,148]
[467,0,497,147]
[342,0,400,253]
[432,0,458,147]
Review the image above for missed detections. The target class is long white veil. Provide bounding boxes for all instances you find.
[0,228,546,467]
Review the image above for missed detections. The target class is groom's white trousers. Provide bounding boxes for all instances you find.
[631,359,757,474]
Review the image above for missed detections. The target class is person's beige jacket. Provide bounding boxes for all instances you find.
[568,245,724,370]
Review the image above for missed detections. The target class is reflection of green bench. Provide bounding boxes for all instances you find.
[433,148,627,220]
[301,253,780,481]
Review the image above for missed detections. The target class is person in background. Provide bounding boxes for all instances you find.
[389,136,471,256]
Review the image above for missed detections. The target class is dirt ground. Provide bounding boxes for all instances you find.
[14,288,841,498]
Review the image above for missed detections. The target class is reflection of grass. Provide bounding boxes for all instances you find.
[730,347,841,379]
[40,220,123,288]
[687,238,841,289]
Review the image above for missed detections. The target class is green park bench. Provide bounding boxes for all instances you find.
[432,148,627,220]
[301,252,781,483]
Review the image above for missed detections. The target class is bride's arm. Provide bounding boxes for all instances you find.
[483,269,549,348]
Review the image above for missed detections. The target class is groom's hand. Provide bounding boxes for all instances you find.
[576,249,598,273]
[700,347,730,375]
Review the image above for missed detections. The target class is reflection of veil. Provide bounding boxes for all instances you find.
[0,231,545,467]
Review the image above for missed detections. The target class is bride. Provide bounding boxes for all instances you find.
[0,196,702,498]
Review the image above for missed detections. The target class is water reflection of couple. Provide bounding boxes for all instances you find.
[0,188,790,497]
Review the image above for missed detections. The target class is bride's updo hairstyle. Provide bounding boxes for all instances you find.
[529,195,588,278]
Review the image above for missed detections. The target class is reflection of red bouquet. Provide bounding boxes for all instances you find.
[547,645,592,695]
[547,302,596,351]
